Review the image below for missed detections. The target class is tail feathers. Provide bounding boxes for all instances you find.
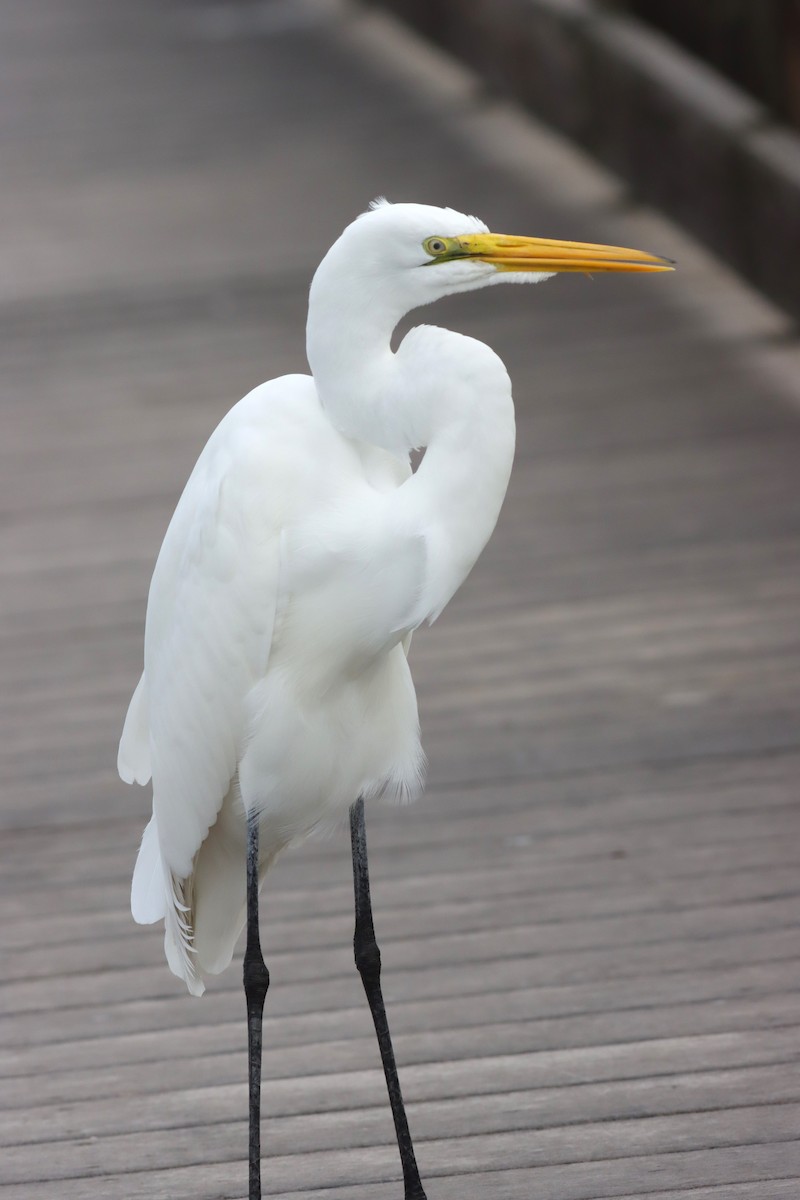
[131,815,204,996]
[164,878,205,997]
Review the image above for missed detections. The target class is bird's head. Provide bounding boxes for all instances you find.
[310,198,673,321]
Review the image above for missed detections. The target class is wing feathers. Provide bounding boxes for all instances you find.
[118,673,151,785]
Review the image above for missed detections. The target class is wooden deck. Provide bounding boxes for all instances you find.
[2,1,800,1196]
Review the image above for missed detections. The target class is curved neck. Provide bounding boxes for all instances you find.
[307,265,516,626]
[306,261,410,453]
[400,346,516,622]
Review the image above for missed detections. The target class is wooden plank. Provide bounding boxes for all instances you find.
[3,1061,798,1150]
[3,996,799,1113]
[5,1092,800,1185]
[5,889,800,984]
[2,1134,800,1198]
[5,855,797,957]
[3,910,799,1020]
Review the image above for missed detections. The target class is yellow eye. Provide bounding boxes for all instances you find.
[424,237,448,257]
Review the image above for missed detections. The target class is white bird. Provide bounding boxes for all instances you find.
[119,199,671,1199]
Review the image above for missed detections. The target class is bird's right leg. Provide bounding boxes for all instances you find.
[243,810,270,1200]
[350,796,427,1200]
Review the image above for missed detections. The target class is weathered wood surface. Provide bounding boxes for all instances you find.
[2,0,800,1197]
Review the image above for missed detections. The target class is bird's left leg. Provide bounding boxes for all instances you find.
[350,796,427,1200]
[243,810,270,1200]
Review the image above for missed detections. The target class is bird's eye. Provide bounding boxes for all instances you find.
[424,237,448,257]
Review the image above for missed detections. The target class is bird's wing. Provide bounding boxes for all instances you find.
[143,397,292,885]
[121,379,326,935]
[126,381,318,994]
[118,671,150,785]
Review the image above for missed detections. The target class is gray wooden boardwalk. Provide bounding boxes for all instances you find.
[2,1,800,1197]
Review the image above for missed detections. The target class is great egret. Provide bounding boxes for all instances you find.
[119,199,671,1199]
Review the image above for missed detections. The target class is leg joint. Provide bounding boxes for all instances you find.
[354,936,382,984]
[243,954,270,1002]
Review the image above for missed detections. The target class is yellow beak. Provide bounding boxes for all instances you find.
[456,232,674,274]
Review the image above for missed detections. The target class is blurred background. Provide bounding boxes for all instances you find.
[606,0,800,127]
[2,1,800,1197]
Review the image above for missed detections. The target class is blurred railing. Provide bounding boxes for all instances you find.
[602,1,800,128]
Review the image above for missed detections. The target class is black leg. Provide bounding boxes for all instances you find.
[243,810,270,1200]
[350,796,427,1200]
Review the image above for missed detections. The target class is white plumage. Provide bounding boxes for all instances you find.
[119,200,671,997]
